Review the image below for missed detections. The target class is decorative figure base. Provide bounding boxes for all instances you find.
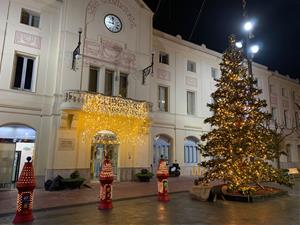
[98,201,113,209]
[98,183,113,210]
[98,155,114,210]
[158,192,170,202]
[13,213,33,224]
[13,157,36,224]
[156,157,170,202]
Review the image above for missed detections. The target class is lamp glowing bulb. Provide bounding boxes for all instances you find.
[235,41,243,48]
[75,54,81,60]
[250,45,259,54]
[244,21,253,31]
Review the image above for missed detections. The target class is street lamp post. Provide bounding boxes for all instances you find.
[235,19,260,83]
[243,20,257,79]
[241,0,259,79]
[72,28,82,71]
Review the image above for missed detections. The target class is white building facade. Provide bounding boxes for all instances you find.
[0,0,299,187]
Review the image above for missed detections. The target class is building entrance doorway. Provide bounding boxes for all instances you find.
[90,130,119,181]
[0,124,36,188]
[153,134,172,172]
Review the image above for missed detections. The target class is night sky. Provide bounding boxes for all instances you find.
[143,0,300,80]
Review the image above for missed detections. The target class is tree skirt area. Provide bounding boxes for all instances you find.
[222,186,288,202]
[190,184,289,202]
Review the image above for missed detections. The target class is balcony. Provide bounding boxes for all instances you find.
[60,90,152,143]
[60,90,85,110]
[61,90,152,113]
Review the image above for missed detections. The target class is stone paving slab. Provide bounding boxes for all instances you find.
[0,176,194,216]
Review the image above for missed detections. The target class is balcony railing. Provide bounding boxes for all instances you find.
[61,90,152,113]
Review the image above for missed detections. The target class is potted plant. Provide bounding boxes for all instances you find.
[135,169,154,182]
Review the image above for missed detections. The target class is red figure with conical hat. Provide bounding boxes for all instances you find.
[156,155,170,202]
[98,152,114,210]
[13,156,36,224]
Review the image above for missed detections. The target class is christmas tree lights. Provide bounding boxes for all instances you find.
[200,35,290,191]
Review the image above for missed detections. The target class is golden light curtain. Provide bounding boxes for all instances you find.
[77,93,151,144]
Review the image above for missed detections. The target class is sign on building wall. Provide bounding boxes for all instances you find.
[58,138,74,151]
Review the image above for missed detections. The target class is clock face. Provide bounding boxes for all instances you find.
[104,14,122,33]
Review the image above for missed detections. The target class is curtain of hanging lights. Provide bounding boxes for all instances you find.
[77,93,151,144]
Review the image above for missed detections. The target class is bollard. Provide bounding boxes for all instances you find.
[98,155,113,209]
[156,158,169,202]
[13,156,36,224]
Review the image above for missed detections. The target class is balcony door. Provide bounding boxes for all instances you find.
[104,69,114,96]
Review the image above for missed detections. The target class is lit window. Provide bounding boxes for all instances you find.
[187,60,196,72]
[12,54,36,91]
[159,52,169,65]
[119,73,128,98]
[88,67,99,92]
[20,9,40,28]
[158,86,168,112]
[187,91,195,115]
[211,67,218,80]
[104,69,114,96]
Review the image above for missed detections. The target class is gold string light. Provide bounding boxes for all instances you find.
[77,93,151,144]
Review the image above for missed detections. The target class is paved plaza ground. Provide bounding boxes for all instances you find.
[0,177,299,225]
[0,192,299,225]
[0,177,194,216]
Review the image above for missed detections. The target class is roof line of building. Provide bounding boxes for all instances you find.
[153,29,300,85]
[153,29,268,70]
[153,29,223,59]
[270,71,300,85]
[136,0,153,12]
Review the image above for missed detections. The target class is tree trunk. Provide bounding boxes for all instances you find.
[256,182,265,190]
[277,157,281,169]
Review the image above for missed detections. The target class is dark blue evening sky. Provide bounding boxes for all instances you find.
[143,0,300,79]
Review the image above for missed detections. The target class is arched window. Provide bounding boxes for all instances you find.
[91,130,119,180]
[153,135,171,165]
[184,136,199,164]
[0,124,36,187]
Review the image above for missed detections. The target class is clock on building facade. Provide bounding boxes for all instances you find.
[104,14,122,33]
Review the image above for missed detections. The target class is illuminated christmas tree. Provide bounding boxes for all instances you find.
[200,35,290,191]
